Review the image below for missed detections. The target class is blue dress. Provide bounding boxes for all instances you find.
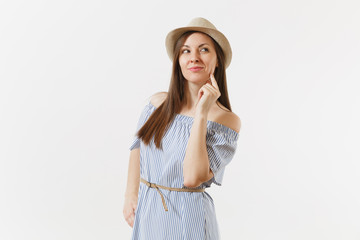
[129,102,239,240]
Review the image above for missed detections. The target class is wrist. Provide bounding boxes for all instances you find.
[194,111,208,122]
[124,192,138,199]
[195,106,209,118]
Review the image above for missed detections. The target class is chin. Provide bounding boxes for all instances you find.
[184,73,209,83]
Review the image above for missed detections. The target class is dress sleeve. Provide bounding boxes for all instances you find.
[129,102,156,150]
[203,124,239,187]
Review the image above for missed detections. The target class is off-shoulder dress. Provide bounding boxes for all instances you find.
[129,102,239,240]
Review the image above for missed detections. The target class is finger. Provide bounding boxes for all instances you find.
[124,208,134,219]
[209,74,218,88]
[198,87,204,98]
[126,218,133,227]
[201,85,216,98]
[204,83,218,94]
[210,66,216,76]
[129,215,134,227]
[204,83,221,100]
[209,75,221,98]
[209,74,219,90]
[126,213,135,227]
[125,217,130,226]
[124,209,132,217]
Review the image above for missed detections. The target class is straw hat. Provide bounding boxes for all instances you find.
[165,17,232,69]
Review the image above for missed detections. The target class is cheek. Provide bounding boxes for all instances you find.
[179,58,187,70]
[206,58,218,72]
[211,57,218,67]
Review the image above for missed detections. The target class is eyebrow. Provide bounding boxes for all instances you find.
[182,43,210,48]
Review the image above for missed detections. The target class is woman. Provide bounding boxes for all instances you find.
[123,17,241,239]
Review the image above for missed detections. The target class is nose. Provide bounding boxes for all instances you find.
[190,51,200,63]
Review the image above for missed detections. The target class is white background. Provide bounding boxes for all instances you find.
[1,0,359,239]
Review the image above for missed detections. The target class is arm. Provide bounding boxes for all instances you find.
[183,113,213,188]
[123,148,140,227]
[183,74,220,188]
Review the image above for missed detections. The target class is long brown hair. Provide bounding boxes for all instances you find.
[137,31,232,149]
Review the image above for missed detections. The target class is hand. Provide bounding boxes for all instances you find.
[123,195,138,228]
[196,73,221,116]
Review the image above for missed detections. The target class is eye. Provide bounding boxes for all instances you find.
[181,49,190,54]
[200,48,209,52]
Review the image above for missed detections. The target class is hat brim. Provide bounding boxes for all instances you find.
[165,26,232,69]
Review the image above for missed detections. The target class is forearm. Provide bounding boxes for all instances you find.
[183,113,213,188]
[125,149,140,198]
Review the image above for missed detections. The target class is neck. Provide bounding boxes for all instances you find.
[182,81,205,114]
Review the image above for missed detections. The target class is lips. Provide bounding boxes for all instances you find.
[188,67,204,72]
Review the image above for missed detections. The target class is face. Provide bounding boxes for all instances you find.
[178,32,218,84]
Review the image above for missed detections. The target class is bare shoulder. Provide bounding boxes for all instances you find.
[150,92,168,108]
[212,104,241,133]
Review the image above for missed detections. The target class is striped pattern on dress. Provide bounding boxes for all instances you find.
[129,102,239,240]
